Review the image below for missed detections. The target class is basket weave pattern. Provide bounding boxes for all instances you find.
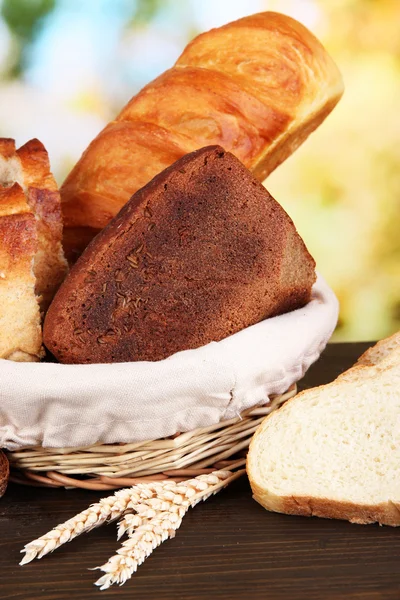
[8,385,296,490]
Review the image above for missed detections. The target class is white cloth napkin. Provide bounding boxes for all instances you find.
[0,274,338,450]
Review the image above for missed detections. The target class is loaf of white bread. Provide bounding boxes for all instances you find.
[60,11,344,260]
[247,332,400,526]
[356,330,400,366]
[0,139,68,362]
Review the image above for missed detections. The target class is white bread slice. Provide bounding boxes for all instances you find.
[357,331,400,367]
[336,331,400,384]
[247,346,400,526]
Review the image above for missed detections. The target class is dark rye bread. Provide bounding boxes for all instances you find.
[44,146,316,363]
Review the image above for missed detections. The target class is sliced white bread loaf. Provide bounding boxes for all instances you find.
[247,343,400,526]
[357,331,400,366]
[336,331,400,384]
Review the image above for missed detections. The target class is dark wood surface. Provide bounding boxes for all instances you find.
[1,342,399,600]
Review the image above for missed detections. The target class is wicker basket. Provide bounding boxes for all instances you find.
[7,384,296,490]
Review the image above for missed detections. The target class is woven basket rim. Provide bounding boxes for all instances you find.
[8,385,296,489]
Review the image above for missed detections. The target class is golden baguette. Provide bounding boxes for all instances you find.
[61,11,344,260]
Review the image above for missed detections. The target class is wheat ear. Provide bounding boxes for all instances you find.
[20,480,180,565]
[116,474,208,539]
[117,510,156,540]
[95,470,244,590]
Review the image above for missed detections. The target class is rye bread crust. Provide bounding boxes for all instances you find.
[44,146,316,363]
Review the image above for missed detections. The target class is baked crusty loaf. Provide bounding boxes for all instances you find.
[0,138,68,361]
[0,450,9,498]
[0,182,43,361]
[0,138,68,311]
[61,11,344,260]
[247,341,400,526]
[16,139,68,310]
[44,145,316,364]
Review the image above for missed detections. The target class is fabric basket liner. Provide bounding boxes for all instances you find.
[0,274,338,451]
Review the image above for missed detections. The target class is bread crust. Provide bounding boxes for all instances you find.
[335,336,400,384]
[0,450,9,498]
[250,482,400,527]
[61,11,343,258]
[0,137,67,361]
[0,138,17,159]
[44,146,316,364]
[16,138,58,192]
[0,183,43,361]
[356,331,400,367]
[247,338,400,527]
[17,139,68,310]
[61,121,194,231]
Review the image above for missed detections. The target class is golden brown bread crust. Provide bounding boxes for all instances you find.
[61,11,343,259]
[0,138,68,311]
[0,174,28,217]
[62,121,194,232]
[16,138,58,192]
[17,139,68,310]
[44,146,316,364]
[0,138,16,160]
[0,137,67,361]
[356,331,400,366]
[26,187,68,310]
[250,481,400,527]
[178,12,331,110]
[0,450,9,498]
[0,183,43,361]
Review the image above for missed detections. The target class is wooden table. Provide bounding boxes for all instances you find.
[1,342,399,600]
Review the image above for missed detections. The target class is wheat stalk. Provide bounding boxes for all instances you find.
[116,471,218,539]
[20,480,180,564]
[95,510,186,589]
[95,470,244,589]
[20,469,244,590]
[117,510,156,540]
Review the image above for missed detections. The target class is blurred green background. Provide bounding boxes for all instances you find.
[0,0,398,342]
